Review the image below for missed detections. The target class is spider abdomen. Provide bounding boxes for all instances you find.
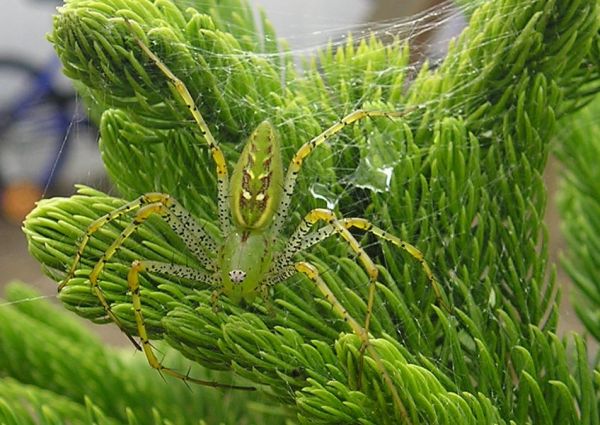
[229,121,283,230]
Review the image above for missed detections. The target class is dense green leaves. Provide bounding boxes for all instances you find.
[0,282,280,425]
[5,0,600,423]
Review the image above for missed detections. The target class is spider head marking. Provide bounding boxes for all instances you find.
[228,269,247,284]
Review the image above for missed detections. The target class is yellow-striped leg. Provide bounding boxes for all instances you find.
[277,209,385,405]
[340,218,447,309]
[294,209,380,333]
[128,260,254,390]
[131,28,231,232]
[86,201,170,342]
[59,196,152,292]
[60,193,218,347]
[276,214,448,313]
[59,193,216,292]
[295,261,409,423]
[60,193,216,288]
[269,210,447,423]
[271,108,413,236]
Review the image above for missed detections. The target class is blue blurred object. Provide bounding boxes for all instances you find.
[0,55,97,221]
[0,55,95,192]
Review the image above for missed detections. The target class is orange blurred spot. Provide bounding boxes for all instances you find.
[1,181,42,223]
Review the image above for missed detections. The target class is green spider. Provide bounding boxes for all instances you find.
[58,25,442,414]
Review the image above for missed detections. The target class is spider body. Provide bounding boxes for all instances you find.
[229,120,283,230]
[58,23,446,416]
[219,229,273,304]
[219,120,282,304]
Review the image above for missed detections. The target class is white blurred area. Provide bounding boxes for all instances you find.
[252,0,372,50]
[253,0,464,58]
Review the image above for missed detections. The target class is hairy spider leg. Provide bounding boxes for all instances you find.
[278,209,380,333]
[133,32,231,232]
[270,212,447,422]
[294,262,408,422]
[59,194,217,344]
[127,260,255,390]
[260,261,408,421]
[341,218,447,309]
[60,193,216,290]
[277,215,447,314]
[271,108,411,237]
[263,209,407,421]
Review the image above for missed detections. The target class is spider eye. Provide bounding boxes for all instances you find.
[229,270,247,284]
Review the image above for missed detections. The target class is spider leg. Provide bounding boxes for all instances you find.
[127,260,254,390]
[271,108,413,236]
[271,208,386,393]
[130,27,231,232]
[61,194,217,346]
[274,212,448,312]
[262,263,408,420]
[339,218,448,310]
[274,208,380,333]
[61,193,216,291]
[293,261,408,422]
[269,209,447,420]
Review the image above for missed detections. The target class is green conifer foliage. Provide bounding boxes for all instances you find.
[1,0,598,423]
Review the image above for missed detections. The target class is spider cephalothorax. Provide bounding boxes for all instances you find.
[58,23,444,414]
[219,227,273,304]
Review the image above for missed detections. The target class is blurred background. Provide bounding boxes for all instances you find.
[0,0,581,346]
